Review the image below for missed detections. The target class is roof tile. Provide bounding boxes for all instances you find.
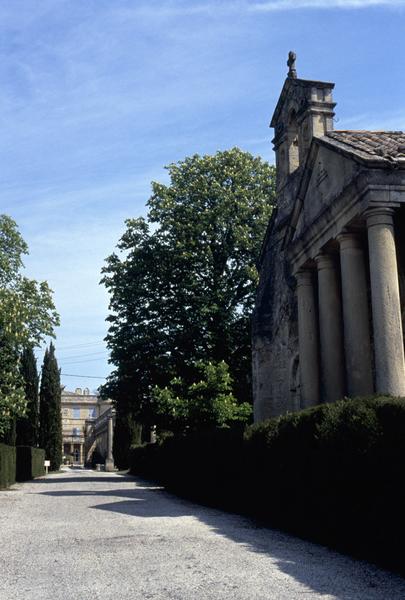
[325,130,405,161]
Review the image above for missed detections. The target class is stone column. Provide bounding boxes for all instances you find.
[338,232,374,396]
[296,269,320,407]
[366,207,405,395]
[315,253,346,403]
[105,414,115,472]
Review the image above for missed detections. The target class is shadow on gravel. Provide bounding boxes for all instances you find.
[31,475,154,485]
[36,478,405,599]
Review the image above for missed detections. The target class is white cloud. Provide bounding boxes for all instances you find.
[337,110,405,131]
[249,0,405,10]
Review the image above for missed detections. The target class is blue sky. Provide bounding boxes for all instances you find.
[1,0,404,392]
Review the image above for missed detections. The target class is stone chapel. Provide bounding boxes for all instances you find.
[253,53,405,422]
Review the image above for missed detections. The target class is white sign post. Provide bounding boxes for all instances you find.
[44,460,50,475]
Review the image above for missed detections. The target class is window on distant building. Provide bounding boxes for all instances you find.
[88,408,96,419]
[73,407,80,419]
[72,427,80,437]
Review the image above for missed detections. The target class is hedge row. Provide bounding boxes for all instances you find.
[130,426,245,508]
[0,444,46,488]
[130,396,405,574]
[16,446,45,482]
[0,444,16,489]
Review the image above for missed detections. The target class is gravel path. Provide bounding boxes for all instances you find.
[1,468,405,600]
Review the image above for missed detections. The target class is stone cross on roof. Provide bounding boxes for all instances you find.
[287,51,297,79]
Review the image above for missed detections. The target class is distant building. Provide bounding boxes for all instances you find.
[61,387,114,466]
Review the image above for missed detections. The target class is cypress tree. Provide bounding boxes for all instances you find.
[39,342,62,471]
[16,346,39,447]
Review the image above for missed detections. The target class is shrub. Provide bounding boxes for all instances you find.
[152,361,252,434]
[16,446,45,481]
[0,443,16,488]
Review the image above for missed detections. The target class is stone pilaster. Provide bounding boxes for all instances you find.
[296,269,320,407]
[315,253,346,403]
[338,232,374,396]
[366,207,405,395]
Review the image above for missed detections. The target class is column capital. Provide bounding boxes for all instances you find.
[336,231,363,251]
[365,206,395,228]
[314,252,336,271]
[296,268,315,287]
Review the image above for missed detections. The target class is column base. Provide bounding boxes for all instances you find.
[105,458,115,472]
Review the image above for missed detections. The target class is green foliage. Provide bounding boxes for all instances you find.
[0,443,16,488]
[16,446,45,481]
[39,343,62,471]
[130,396,405,575]
[153,360,251,433]
[112,413,142,470]
[16,347,39,447]
[0,215,59,439]
[0,350,26,442]
[101,148,275,432]
[2,418,16,446]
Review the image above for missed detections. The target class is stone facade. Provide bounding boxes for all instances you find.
[61,387,114,466]
[253,54,405,421]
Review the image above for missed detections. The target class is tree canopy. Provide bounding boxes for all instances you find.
[101,148,275,433]
[0,215,59,439]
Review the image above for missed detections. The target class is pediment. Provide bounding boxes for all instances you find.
[291,140,359,241]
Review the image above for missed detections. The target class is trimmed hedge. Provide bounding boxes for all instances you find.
[130,426,245,508]
[0,443,16,489]
[244,396,405,571]
[16,446,45,482]
[130,396,405,574]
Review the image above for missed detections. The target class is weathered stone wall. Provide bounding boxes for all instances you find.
[252,174,300,420]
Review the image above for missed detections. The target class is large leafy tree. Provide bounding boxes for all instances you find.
[16,346,40,447]
[0,215,59,440]
[39,342,62,470]
[101,148,275,435]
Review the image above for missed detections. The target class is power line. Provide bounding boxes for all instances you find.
[54,350,108,361]
[61,373,107,380]
[37,341,106,352]
[59,357,109,365]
